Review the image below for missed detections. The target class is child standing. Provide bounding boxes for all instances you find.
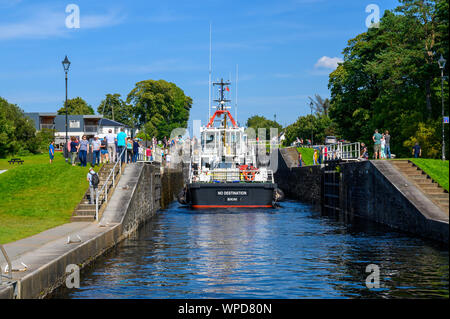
[49,141,55,164]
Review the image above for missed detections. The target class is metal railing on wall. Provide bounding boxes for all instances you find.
[324,142,361,161]
[0,244,12,284]
[94,147,127,221]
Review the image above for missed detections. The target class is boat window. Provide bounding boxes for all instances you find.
[216,162,232,169]
[206,134,214,143]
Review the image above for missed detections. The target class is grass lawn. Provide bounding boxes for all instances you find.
[296,147,316,166]
[409,158,449,192]
[0,153,94,244]
[0,153,51,170]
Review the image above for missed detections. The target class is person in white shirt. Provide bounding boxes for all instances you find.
[105,129,116,163]
[166,153,171,167]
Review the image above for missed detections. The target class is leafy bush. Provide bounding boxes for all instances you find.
[403,121,442,158]
[0,97,38,158]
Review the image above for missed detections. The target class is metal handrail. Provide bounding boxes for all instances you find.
[324,142,361,161]
[95,147,127,221]
[0,244,12,283]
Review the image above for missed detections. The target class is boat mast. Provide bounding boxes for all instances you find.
[235,64,238,124]
[213,78,231,149]
[208,23,212,123]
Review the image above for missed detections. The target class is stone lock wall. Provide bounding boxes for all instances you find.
[275,164,322,207]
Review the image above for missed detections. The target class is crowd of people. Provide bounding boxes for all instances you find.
[63,128,142,167]
[47,128,187,168]
[372,129,391,159]
[48,129,184,204]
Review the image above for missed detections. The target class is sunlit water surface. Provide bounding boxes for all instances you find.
[55,200,449,299]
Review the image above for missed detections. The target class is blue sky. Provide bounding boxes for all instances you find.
[0,0,400,128]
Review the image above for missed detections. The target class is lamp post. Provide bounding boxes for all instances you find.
[62,56,71,162]
[438,54,446,161]
[310,101,314,146]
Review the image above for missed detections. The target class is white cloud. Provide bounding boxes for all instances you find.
[314,56,343,70]
[0,6,125,40]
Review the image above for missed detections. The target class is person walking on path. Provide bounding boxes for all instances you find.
[126,137,133,163]
[116,128,127,163]
[372,129,382,159]
[146,146,152,161]
[105,129,116,163]
[78,135,89,167]
[100,138,108,164]
[69,136,79,166]
[384,130,391,158]
[298,152,303,167]
[91,135,101,167]
[133,138,139,162]
[380,134,386,159]
[360,143,368,159]
[412,142,422,158]
[166,152,171,167]
[313,149,319,165]
[87,167,99,205]
[323,146,328,162]
[49,141,55,164]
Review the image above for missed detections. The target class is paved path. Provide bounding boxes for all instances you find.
[1,222,91,265]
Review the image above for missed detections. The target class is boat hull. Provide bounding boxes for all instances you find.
[186,183,276,208]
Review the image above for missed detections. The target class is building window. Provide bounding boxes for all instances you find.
[69,120,80,128]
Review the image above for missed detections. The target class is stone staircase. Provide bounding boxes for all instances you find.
[391,160,449,213]
[280,147,300,168]
[71,163,124,222]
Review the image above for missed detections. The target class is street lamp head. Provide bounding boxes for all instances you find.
[438,54,446,69]
[62,55,71,72]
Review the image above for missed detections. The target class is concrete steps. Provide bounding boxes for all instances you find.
[391,160,448,214]
[71,215,96,222]
[71,163,125,222]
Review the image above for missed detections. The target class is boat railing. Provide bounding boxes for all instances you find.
[190,169,274,184]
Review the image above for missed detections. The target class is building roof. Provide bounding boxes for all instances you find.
[83,115,103,119]
[39,113,58,116]
[99,118,130,128]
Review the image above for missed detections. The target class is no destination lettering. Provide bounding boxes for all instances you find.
[216,190,247,196]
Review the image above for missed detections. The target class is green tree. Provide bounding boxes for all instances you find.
[328,0,448,158]
[35,128,56,153]
[127,79,192,140]
[284,114,337,146]
[308,94,331,116]
[0,97,38,157]
[246,115,283,140]
[403,120,442,158]
[57,97,95,115]
[98,93,134,127]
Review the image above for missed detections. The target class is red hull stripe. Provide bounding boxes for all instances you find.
[192,205,273,208]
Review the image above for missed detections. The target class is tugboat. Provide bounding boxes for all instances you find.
[178,78,284,208]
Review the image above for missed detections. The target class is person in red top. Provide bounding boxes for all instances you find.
[323,146,328,161]
[146,146,152,161]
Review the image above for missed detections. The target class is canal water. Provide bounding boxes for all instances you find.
[56,200,448,299]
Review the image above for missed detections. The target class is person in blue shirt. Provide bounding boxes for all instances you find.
[49,141,55,164]
[116,128,127,163]
[412,142,421,158]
